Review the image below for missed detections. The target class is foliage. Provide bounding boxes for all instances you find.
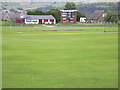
[64,2,86,21]
[1,21,25,26]
[104,11,119,23]
[48,8,60,23]
[77,11,86,21]
[27,8,60,23]
[27,10,43,15]
[64,2,77,10]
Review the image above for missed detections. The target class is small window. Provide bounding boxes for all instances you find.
[66,18,70,22]
[63,18,66,20]
[62,13,67,17]
[26,19,31,22]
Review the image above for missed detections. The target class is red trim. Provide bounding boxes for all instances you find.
[16,19,25,23]
[70,19,73,21]
[50,19,54,22]
[44,19,48,22]
[63,20,66,21]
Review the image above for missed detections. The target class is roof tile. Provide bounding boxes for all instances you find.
[89,10,105,20]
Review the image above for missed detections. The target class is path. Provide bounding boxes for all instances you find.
[16,32,119,35]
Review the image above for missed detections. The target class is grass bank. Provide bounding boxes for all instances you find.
[56,23,118,27]
[1,21,118,27]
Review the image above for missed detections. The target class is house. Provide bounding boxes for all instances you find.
[80,17,86,23]
[60,10,77,23]
[1,12,26,21]
[1,12,56,24]
[89,10,107,23]
[20,15,56,24]
[2,13,21,21]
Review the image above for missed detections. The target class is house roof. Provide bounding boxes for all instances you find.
[8,13,21,20]
[0,13,7,20]
[1,12,27,21]
[22,15,55,19]
[89,10,105,20]
[1,13,22,20]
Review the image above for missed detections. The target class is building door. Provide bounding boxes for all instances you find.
[39,19,42,24]
[22,19,25,23]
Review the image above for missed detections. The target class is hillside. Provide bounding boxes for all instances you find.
[76,2,118,17]
[1,2,118,17]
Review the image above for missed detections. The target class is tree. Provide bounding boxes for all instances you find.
[104,10,119,23]
[64,2,86,21]
[77,11,86,21]
[27,10,43,15]
[64,2,77,10]
[49,8,60,23]
[34,10,43,15]
[27,8,60,23]
[27,11,34,15]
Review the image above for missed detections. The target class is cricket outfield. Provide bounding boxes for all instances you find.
[2,25,118,88]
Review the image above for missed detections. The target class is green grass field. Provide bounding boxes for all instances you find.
[2,26,118,88]
[1,25,118,33]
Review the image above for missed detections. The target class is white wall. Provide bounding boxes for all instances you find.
[54,19,56,24]
[25,19,39,24]
[25,19,56,24]
[80,17,86,23]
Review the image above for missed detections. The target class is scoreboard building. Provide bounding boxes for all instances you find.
[60,10,77,23]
